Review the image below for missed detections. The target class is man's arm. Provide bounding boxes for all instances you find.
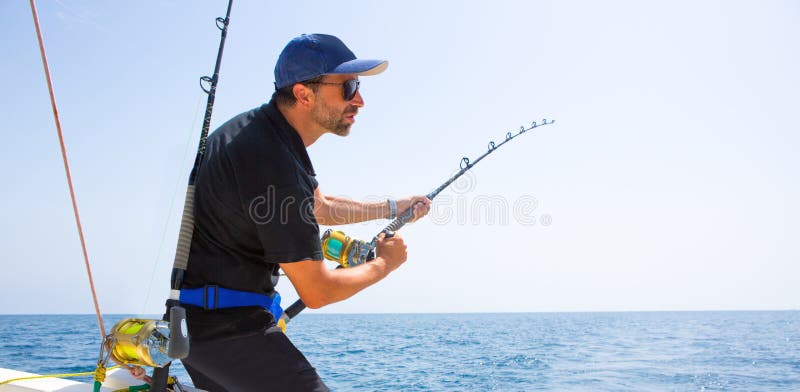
[279,233,407,308]
[313,187,431,226]
[313,187,388,225]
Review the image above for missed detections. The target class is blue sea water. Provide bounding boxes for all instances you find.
[0,312,798,391]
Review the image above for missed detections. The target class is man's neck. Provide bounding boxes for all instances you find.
[277,103,323,147]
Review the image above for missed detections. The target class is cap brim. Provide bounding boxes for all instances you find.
[327,59,388,76]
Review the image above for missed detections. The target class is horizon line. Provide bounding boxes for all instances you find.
[1,308,798,316]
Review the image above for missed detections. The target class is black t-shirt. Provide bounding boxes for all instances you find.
[183,100,323,341]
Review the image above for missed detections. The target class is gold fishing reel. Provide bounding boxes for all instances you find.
[99,308,189,369]
[321,229,374,268]
[92,319,187,391]
[105,318,172,368]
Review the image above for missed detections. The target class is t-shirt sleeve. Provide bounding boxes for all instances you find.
[225,115,323,264]
[244,180,323,264]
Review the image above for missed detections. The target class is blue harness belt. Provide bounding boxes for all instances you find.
[179,285,283,321]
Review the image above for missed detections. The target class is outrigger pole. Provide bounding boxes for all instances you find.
[28,0,107,339]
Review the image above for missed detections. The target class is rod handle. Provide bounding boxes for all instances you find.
[167,306,190,359]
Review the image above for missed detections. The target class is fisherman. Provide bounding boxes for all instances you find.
[178,33,431,391]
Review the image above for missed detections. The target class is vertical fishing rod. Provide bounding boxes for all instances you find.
[148,1,233,391]
[169,0,233,301]
[281,119,555,324]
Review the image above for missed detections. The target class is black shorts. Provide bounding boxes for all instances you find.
[181,325,329,392]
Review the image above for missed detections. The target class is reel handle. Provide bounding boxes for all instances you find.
[365,230,394,261]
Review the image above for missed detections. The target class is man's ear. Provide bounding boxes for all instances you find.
[292,84,315,107]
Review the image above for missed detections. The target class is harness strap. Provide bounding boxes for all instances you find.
[180,286,283,321]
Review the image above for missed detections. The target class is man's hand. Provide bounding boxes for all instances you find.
[125,365,150,382]
[376,232,407,272]
[280,233,408,309]
[395,196,432,223]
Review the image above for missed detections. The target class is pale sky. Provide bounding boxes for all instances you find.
[1,0,798,315]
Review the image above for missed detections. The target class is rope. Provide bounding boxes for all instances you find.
[29,0,106,338]
[0,366,120,385]
[94,365,108,383]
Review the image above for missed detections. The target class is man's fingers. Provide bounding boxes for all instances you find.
[409,197,431,221]
[378,231,399,242]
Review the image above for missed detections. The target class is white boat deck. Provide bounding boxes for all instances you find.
[0,368,202,392]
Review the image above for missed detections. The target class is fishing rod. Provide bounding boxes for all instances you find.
[90,2,234,392]
[170,0,233,302]
[280,118,555,324]
[155,0,233,389]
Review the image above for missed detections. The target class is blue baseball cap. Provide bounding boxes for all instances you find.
[274,34,388,89]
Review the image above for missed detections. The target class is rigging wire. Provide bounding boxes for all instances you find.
[28,0,106,339]
[139,91,206,316]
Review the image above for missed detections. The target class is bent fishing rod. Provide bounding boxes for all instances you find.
[280,118,555,324]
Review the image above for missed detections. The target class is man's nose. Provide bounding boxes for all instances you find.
[349,90,365,107]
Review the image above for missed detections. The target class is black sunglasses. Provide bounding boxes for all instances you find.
[306,79,360,101]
